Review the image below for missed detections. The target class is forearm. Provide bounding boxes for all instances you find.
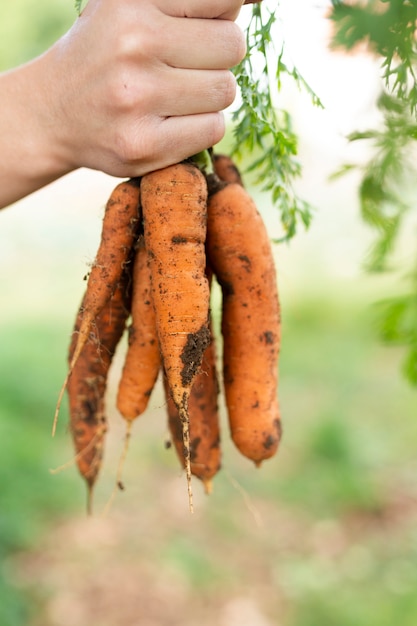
[0,53,74,209]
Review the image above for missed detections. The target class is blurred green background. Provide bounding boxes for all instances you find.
[1,2,417,625]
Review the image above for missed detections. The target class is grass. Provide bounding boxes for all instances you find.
[0,321,81,625]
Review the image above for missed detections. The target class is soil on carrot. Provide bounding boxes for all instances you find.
[263,418,282,451]
[180,324,211,387]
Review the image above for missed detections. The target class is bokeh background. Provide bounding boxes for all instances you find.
[1,1,417,625]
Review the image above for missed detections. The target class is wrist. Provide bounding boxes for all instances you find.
[0,51,75,208]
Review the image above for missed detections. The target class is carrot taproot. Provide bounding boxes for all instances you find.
[116,234,161,421]
[53,179,141,435]
[213,153,244,187]
[67,270,132,512]
[206,177,282,466]
[165,318,221,494]
[140,161,211,511]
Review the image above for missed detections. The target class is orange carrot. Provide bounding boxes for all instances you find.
[165,319,221,494]
[213,153,244,187]
[67,271,132,512]
[140,162,211,511]
[53,179,141,434]
[206,177,282,465]
[116,234,161,421]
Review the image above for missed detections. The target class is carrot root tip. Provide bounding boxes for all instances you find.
[203,479,213,495]
[178,401,193,514]
[86,484,94,516]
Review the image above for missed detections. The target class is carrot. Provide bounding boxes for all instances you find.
[206,177,282,465]
[53,179,141,434]
[165,318,221,494]
[213,153,244,187]
[141,161,211,511]
[67,271,132,512]
[116,235,161,421]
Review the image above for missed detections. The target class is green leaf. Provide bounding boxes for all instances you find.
[231,2,319,240]
[328,163,357,181]
[330,1,417,116]
[402,347,417,386]
[329,1,417,387]
[374,288,417,387]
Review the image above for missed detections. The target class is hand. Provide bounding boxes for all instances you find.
[0,0,246,208]
[55,0,246,175]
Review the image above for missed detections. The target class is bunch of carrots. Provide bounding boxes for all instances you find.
[54,151,281,513]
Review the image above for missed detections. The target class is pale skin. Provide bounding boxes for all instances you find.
[0,0,247,209]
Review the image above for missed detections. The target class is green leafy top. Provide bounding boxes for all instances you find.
[330,0,417,387]
[232,3,322,242]
[333,92,414,273]
[331,0,417,113]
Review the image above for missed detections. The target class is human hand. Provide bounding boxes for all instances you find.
[38,0,246,179]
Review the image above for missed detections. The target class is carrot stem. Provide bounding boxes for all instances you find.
[190,149,213,175]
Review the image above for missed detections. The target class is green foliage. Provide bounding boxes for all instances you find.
[293,574,417,626]
[331,0,417,112]
[330,1,417,388]
[375,287,417,384]
[232,3,321,242]
[0,322,79,624]
[74,0,87,15]
[336,93,413,272]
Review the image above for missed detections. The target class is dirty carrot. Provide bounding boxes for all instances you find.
[141,161,211,511]
[213,153,244,187]
[67,271,132,513]
[165,318,221,494]
[53,179,141,435]
[206,177,282,466]
[116,234,161,422]
[109,234,161,508]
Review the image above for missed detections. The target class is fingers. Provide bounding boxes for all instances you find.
[49,0,248,178]
[159,16,246,70]
[96,5,245,110]
[149,112,228,169]
[157,0,245,20]
[106,112,227,178]
[134,67,236,117]
[83,0,246,71]
[109,6,246,72]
